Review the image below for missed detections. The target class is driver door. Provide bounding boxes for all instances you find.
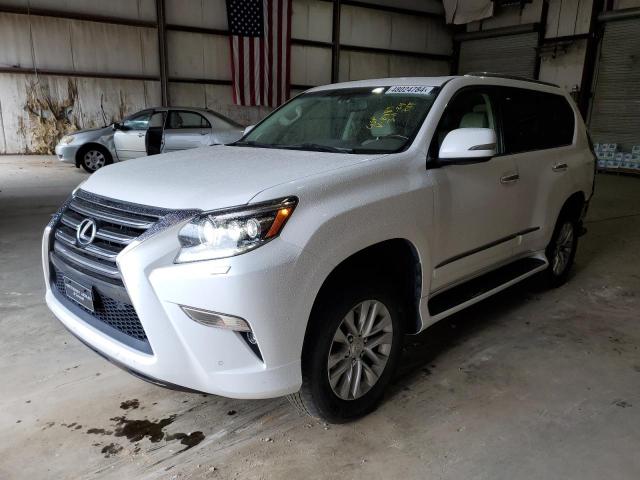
[114,110,152,160]
[429,87,521,291]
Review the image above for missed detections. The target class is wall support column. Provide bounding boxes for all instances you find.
[156,0,169,106]
[579,0,605,119]
[331,0,341,83]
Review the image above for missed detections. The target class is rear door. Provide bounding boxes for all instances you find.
[113,110,152,160]
[429,87,521,291]
[496,87,578,255]
[163,110,213,152]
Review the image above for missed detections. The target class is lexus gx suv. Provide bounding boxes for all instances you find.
[43,75,595,422]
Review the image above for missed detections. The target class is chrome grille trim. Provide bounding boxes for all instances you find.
[53,242,121,278]
[61,212,136,245]
[68,198,157,229]
[54,228,119,261]
[50,191,170,283]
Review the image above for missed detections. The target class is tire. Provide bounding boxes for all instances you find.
[288,279,404,423]
[541,212,579,288]
[79,146,112,173]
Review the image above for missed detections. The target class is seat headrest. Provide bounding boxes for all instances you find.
[459,112,488,128]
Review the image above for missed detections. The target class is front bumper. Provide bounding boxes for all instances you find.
[43,211,315,399]
[55,143,79,164]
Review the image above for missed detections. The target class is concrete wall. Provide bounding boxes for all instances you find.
[0,0,453,154]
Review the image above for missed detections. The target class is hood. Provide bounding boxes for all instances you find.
[80,145,379,210]
[72,125,113,137]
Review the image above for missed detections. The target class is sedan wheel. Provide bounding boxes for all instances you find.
[82,150,107,172]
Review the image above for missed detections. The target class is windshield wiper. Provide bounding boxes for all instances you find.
[231,140,278,149]
[277,143,353,153]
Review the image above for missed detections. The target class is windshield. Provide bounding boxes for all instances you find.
[234,86,439,154]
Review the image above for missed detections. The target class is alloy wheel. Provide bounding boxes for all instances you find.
[552,222,574,276]
[327,300,393,401]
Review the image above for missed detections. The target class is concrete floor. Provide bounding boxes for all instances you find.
[1,155,639,480]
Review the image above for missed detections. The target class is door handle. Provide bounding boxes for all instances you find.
[137,133,145,137]
[552,162,568,172]
[500,173,520,184]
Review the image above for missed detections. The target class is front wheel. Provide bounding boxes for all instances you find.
[288,281,404,423]
[542,214,578,288]
[80,146,112,173]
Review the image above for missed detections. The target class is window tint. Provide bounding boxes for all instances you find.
[430,89,497,158]
[123,111,152,130]
[500,88,574,154]
[167,111,211,129]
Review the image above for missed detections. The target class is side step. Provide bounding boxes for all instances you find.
[428,257,548,320]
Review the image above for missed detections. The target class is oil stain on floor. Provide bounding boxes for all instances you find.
[80,400,207,459]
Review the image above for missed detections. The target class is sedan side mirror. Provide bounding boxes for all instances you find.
[112,122,122,131]
[438,128,496,164]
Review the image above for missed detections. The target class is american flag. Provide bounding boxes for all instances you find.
[226,0,292,107]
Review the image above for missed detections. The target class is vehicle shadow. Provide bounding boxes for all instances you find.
[388,276,543,397]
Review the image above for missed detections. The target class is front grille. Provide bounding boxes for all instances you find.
[53,268,147,342]
[49,191,171,354]
[51,191,165,283]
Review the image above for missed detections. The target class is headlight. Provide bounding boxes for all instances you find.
[59,135,75,145]
[175,197,297,263]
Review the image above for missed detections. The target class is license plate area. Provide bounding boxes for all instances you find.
[63,276,95,312]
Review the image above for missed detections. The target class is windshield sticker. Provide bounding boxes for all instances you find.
[385,86,434,95]
[367,102,417,130]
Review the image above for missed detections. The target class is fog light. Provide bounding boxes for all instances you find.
[180,305,251,332]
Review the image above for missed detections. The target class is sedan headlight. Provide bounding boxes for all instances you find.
[59,135,75,145]
[175,197,297,263]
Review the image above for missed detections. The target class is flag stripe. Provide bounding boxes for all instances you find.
[266,0,273,106]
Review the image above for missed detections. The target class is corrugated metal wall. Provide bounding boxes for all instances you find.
[458,32,539,77]
[588,17,640,150]
[0,0,452,154]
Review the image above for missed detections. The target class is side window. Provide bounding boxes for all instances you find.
[122,111,152,130]
[500,88,575,154]
[167,111,211,129]
[429,89,497,158]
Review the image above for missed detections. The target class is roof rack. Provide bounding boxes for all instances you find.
[464,72,559,88]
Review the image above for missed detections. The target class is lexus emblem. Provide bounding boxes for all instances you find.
[76,218,97,246]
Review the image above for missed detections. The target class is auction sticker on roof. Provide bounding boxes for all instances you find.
[386,86,434,95]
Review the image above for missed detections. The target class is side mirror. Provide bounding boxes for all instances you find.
[438,128,496,164]
[112,122,122,131]
[243,125,255,135]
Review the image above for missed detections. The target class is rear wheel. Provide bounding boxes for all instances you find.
[542,213,579,288]
[80,146,112,173]
[288,280,404,423]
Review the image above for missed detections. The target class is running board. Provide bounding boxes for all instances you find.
[428,257,548,321]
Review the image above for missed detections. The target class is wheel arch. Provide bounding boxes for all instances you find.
[305,238,424,343]
[558,191,586,223]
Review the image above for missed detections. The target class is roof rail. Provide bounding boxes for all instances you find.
[464,72,560,88]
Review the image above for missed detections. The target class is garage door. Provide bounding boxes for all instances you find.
[588,18,640,150]
[458,32,539,77]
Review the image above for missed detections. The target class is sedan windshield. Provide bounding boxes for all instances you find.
[234,86,439,154]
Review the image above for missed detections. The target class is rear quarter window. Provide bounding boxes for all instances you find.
[500,88,575,154]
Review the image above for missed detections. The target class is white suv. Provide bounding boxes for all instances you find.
[43,75,595,422]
